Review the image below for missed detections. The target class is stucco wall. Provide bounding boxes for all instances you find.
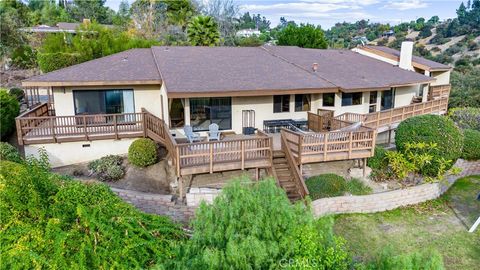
[25,138,136,168]
[52,85,163,118]
[394,85,419,107]
[430,70,451,86]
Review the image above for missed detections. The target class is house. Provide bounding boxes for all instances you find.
[20,19,115,34]
[18,42,451,200]
[236,29,261,37]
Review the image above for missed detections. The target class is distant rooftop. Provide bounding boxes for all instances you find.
[21,20,114,34]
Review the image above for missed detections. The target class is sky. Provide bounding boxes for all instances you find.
[105,0,464,29]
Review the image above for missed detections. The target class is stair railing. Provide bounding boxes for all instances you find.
[280,129,309,198]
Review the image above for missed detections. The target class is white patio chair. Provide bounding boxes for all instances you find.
[184,125,202,143]
[208,123,220,141]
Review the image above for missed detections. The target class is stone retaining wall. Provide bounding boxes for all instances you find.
[111,188,195,223]
[311,159,480,217]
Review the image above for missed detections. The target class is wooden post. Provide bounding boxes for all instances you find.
[375,112,380,129]
[371,131,377,155]
[15,118,23,146]
[298,135,303,163]
[362,158,367,177]
[241,141,245,170]
[142,111,147,138]
[323,133,328,161]
[178,177,184,202]
[83,115,88,141]
[209,143,213,173]
[51,118,56,143]
[113,114,119,140]
[387,129,392,145]
[348,132,353,159]
[176,147,180,176]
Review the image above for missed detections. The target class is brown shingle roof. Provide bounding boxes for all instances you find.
[364,45,451,71]
[23,49,161,86]
[263,46,435,91]
[24,46,435,92]
[151,46,335,93]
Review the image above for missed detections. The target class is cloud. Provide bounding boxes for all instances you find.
[383,0,429,11]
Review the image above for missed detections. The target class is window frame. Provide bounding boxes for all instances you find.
[294,94,311,112]
[341,92,363,106]
[73,89,135,115]
[322,93,335,107]
[273,95,290,113]
[189,97,232,131]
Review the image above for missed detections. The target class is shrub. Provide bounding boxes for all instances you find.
[363,248,445,270]
[37,52,81,73]
[0,142,23,163]
[395,115,463,176]
[306,173,347,199]
[11,45,36,68]
[162,179,350,269]
[367,147,388,170]
[88,155,124,181]
[346,178,372,195]
[449,107,480,131]
[128,138,157,167]
[462,129,480,160]
[8,87,24,101]
[0,89,20,140]
[0,160,184,269]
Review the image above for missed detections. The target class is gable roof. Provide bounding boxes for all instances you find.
[24,46,438,93]
[361,46,451,71]
[23,49,161,87]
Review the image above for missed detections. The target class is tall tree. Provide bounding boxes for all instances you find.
[457,2,468,24]
[163,0,197,30]
[277,23,328,49]
[112,0,130,27]
[0,0,30,58]
[201,0,239,45]
[71,0,111,23]
[187,15,220,46]
[129,0,167,39]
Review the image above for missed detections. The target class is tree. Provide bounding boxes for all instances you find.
[0,0,30,58]
[0,90,20,140]
[163,0,197,30]
[71,0,112,24]
[449,67,480,108]
[187,15,220,46]
[112,0,130,27]
[457,2,468,24]
[277,23,328,49]
[129,0,167,39]
[201,0,239,45]
[428,15,440,24]
[162,179,349,269]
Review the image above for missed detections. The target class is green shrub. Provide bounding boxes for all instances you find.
[306,173,347,199]
[37,52,81,73]
[461,129,480,160]
[367,147,388,170]
[395,115,463,176]
[346,178,372,195]
[0,89,20,140]
[362,248,444,270]
[88,155,124,181]
[128,138,157,167]
[0,160,184,269]
[0,142,22,163]
[162,179,349,269]
[449,107,480,131]
[11,45,36,68]
[8,87,24,101]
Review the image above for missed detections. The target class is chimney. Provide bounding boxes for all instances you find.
[399,41,414,71]
[312,63,318,72]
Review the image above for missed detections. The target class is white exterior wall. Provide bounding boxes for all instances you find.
[316,92,371,116]
[352,48,398,65]
[394,85,419,107]
[430,71,451,86]
[25,138,136,168]
[52,85,163,118]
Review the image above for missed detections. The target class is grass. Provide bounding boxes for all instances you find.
[346,178,372,195]
[334,175,480,270]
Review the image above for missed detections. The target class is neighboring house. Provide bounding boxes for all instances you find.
[18,42,451,199]
[381,30,395,37]
[236,29,261,37]
[21,19,114,34]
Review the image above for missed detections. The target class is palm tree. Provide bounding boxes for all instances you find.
[187,15,221,46]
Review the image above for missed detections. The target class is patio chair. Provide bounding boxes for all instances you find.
[208,123,220,141]
[184,125,202,143]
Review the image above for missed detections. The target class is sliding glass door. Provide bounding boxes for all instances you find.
[74,89,135,115]
[190,97,232,131]
[381,88,395,111]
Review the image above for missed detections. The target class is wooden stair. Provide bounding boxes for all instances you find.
[272,150,303,201]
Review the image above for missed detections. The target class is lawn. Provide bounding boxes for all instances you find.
[334,175,480,270]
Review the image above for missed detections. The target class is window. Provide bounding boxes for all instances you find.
[74,89,134,115]
[322,93,335,107]
[190,97,231,131]
[273,95,290,113]
[369,91,377,113]
[295,94,311,112]
[169,98,185,128]
[381,88,395,111]
[341,92,363,106]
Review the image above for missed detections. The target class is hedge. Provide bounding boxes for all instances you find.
[395,115,463,176]
[37,52,81,73]
[0,142,23,163]
[128,138,158,167]
[367,146,388,170]
[0,90,20,140]
[305,173,347,199]
[461,129,480,160]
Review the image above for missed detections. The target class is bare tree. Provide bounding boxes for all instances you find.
[200,0,239,45]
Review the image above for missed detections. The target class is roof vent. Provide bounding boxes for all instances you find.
[164,47,169,51]
[312,63,319,72]
[122,57,128,62]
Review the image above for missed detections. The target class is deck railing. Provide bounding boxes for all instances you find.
[429,84,451,100]
[280,130,309,198]
[332,96,449,131]
[281,128,376,164]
